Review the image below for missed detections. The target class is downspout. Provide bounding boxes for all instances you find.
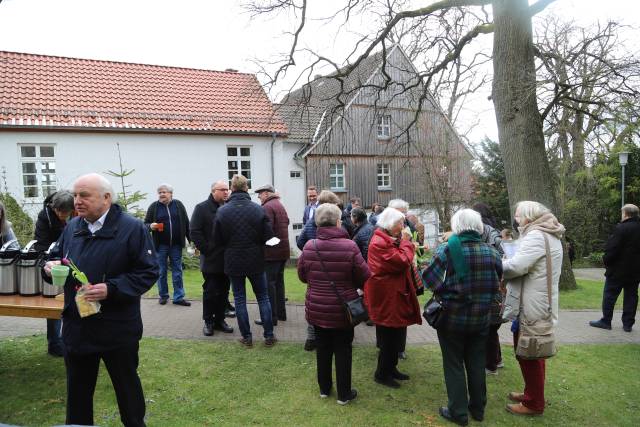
[270,132,276,186]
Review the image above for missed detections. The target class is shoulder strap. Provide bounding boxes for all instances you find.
[312,239,346,305]
[542,233,553,312]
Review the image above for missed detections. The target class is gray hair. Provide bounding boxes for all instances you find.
[622,204,640,218]
[376,207,405,231]
[157,183,174,193]
[451,209,484,234]
[74,173,117,202]
[388,199,409,212]
[50,190,74,212]
[315,203,342,227]
[515,201,550,223]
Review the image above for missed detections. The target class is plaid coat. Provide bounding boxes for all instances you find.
[422,240,502,332]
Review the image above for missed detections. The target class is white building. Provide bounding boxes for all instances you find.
[0,51,309,252]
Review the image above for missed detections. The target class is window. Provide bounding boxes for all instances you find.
[227,146,252,189]
[329,163,345,190]
[290,170,302,179]
[292,223,304,231]
[377,115,391,139]
[377,163,391,189]
[20,145,57,198]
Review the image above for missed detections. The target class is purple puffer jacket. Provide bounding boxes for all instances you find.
[298,226,370,329]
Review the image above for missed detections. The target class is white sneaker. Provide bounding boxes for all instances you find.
[485,368,498,375]
[337,389,358,405]
[497,361,505,368]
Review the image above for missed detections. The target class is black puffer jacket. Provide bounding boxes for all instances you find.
[352,222,374,261]
[213,191,274,276]
[190,194,225,274]
[33,194,67,253]
[603,216,640,282]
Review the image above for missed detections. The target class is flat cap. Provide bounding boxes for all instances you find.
[254,184,276,193]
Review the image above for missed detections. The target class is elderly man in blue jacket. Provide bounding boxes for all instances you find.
[44,173,158,427]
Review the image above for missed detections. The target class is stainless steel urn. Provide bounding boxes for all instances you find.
[41,242,63,298]
[0,239,20,295]
[17,240,41,296]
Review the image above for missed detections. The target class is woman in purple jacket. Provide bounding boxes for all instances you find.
[298,203,370,405]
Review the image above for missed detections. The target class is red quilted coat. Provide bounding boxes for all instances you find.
[364,228,422,328]
[298,226,370,329]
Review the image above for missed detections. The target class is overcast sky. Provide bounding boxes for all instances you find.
[1,0,638,143]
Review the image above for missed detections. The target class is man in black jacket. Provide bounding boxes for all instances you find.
[214,174,276,347]
[190,181,234,336]
[144,184,191,306]
[34,190,74,357]
[44,173,158,427]
[590,204,640,332]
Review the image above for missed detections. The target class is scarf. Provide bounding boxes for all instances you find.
[519,212,565,239]
[447,230,482,281]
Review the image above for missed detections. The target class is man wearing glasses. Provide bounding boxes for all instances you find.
[190,181,235,336]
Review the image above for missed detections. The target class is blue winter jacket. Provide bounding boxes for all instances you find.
[48,204,159,354]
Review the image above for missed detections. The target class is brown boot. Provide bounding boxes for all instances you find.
[506,403,542,416]
[508,392,525,402]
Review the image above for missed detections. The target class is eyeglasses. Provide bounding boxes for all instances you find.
[214,188,229,192]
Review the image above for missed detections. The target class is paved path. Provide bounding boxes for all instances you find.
[2,298,637,345]
[573,268,606,282]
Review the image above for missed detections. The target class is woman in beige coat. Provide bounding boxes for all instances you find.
[502,201,564,416]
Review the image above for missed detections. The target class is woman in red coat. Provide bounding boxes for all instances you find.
[365,207,422,388]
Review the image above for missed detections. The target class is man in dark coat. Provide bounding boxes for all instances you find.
[190,180,234,336]
[590,204,640,332]
[255,184,290,326]
[34,190,74,357]
[351,207,374,261]
[144,183,191,306]
[44,173,158,427]
[302,185,319,225]
[214,175,276,347]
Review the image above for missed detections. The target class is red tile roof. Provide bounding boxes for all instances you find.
[0,51,287,135]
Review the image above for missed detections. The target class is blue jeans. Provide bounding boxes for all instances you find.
[230,273,274,339]
[156,244,185,302]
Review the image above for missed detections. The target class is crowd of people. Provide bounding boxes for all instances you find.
[0,172,637,426]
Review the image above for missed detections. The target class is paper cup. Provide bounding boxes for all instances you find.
[51,265,70,286]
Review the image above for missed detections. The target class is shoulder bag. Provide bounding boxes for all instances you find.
[516,233,557,360]
[312,239,368,326]
[423,264,447,329]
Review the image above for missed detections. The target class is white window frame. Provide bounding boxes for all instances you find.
[19,144,57,200]
[377,115,391,139]
[329,163,345,191]
[377,163,391,190]
[226,146,252,189]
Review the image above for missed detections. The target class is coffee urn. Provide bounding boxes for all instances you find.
[0,239,20,295]
[17,240,41,296]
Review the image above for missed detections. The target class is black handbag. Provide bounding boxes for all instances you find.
[313,240,368,326]
[422,264,447,329]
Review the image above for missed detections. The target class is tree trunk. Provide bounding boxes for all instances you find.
[492,0,577,290]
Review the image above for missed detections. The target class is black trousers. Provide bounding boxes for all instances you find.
[485,323,502,371]
[202,272,230,324]
[64,343,145,427]
[265,260,287,321]
[602,278,639,328]
[437,329,488,421]
[375,325,406,379]
[314,326,354,401]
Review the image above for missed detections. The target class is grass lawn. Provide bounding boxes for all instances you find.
[147,268,605,310]
[0,337,638,426]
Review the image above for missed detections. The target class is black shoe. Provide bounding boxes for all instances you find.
[589,319,611,330]
[213,321,234,333]
[159,297,168,305]
[254,319,277,326]
[365,319,374,326]
[304,339,317,351]
[225,308,236,318]
[337,389,358,405]
[173,299,191,307]
[391,369,410,381]
[239,337,253,347]
[439,406,469,426]
[374,375,401,389]
[470,411,484,422]
[623,325,632,332]
[48,346,64,357]
[203,322,214,336]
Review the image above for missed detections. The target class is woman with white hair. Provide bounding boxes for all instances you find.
[502,201,564,417]
[364,207,422,389]
[422,208,502,426]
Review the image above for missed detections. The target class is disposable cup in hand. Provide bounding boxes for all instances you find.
[156,223,164,232]
[51,265,70,286]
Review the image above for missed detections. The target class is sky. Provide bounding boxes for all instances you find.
[0,0,638,143]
